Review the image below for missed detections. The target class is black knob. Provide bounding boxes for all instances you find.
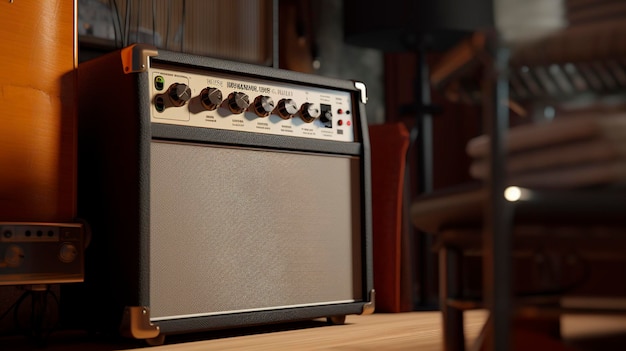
[59,243,78,263]
[167,83,192,107]
[252,95,275,117]
[276,98,298,119]
[227,92,250,114]
[200,87,223,110]
[299,103,320,123]
[320,110,332,123]
[320,110,332,128]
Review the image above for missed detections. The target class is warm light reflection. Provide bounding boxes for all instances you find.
[504,186,522,202]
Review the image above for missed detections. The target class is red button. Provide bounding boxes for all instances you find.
[338,120,343,126]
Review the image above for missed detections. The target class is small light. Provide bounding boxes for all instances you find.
[504,186,522,202]
[543,106,556,121]
[347,121,351,126]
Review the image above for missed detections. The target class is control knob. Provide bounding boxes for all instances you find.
[227,92,250,114]
[167,83,192,107]
[59,243,78,263]
[299,103,320,123]
[200,87,223,110]
[3,245,24,268]
[252,95,275,117]
[275,98,298,119]
[320,110,333,128]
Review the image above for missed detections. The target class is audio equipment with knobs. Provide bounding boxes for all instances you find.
[0,1,87,288]
[0,222,86,285]
[63,44,374,344]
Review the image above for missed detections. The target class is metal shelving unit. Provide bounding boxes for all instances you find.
[413,18,626,350]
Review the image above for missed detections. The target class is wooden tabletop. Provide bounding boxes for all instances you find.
[4,309,626,350]
[147,311,486,351]
[3,311,486,351]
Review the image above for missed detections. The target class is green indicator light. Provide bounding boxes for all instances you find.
[155,76,165,91]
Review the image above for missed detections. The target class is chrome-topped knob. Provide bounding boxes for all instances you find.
[299,103,320,123]
[276,98,298,119]
[167,83,192,107]
[252,95,275,117]
[227,92,250,114]
[200,87,223,110]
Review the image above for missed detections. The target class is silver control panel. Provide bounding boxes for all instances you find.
[148,63,357,142]
[0,222,85,285]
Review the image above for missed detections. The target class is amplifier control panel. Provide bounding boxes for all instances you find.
[0,222,85,285]
[148,63,357,142]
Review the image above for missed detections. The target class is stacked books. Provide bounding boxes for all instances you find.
[467,114,626,188]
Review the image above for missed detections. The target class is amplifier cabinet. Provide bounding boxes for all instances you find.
[65,44,374,343]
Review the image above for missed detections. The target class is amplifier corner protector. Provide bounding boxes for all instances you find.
[121,44,159,74]
[120,306,160,340]
[354,81,368,104]
[361,289,375,315]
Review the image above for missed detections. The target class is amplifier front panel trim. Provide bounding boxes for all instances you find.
[147,63,356,142]
[150,299,356,322]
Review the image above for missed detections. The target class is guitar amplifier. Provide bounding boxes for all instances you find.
[64,44,374,344]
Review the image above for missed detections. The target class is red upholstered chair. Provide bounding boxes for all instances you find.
[369,122,410,312]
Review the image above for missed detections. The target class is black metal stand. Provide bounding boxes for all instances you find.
[482,32,513,351]
[413,48,438,309]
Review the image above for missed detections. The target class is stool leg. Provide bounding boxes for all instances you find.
[440,246,465,351]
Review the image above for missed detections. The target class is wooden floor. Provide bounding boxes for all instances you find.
[3,310,626,350]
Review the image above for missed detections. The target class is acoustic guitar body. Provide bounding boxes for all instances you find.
[0,0,77,222]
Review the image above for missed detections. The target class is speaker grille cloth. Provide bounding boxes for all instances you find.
[150,141,362,320]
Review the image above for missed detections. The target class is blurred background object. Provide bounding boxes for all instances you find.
[0,0,78,340]
[78,0,274,65]
[0,0,77,223]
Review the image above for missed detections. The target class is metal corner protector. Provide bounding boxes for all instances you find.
[361,289,375,315]
[354,81,368,104]
[120,306,160,340]
[121,44,159,74]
